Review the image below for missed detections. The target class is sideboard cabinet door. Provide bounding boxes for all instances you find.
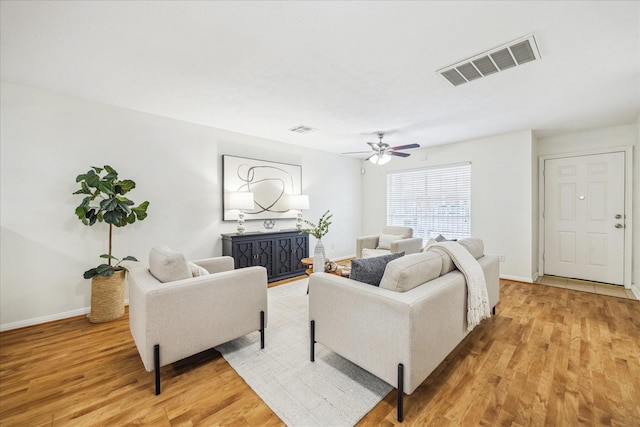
[222,230,308,282]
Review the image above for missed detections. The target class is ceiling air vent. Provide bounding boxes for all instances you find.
[289,125,317,134]
[437,34,541,87]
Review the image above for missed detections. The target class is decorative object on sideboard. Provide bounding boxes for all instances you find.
[223,155,301,220]
[263,219,276,229]
[73,165,150,323]
[227,191,255,234]
[286,194,309,231]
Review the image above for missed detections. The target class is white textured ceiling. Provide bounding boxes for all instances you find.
[1,1,638,156]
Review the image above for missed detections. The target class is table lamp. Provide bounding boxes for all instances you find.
[287,194,309,231]
[227,191,254,234]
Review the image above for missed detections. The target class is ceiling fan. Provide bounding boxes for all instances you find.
[343,133,420,165]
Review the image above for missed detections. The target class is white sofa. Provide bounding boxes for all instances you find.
[128,246,268,394]
[308,239,499,421]
[356,225,423,258]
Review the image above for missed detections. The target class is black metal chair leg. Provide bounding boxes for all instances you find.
[260,310,265,349]
[154,344,161,395]
[398,363,404,422]
[310,320,315,362]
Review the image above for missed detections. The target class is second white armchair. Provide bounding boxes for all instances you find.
[356,226,423,258]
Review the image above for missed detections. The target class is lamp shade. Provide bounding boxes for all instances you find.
[227,191,254,210]
[287,194,309,210]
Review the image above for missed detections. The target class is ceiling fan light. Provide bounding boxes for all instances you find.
[369,153,391,165]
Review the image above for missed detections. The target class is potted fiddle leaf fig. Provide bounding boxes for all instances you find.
[73,165,149,323]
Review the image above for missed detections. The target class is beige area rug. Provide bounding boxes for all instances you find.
[215,278,392,427]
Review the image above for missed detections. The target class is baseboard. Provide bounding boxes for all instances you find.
[0,299,130,332]
[631,285,640,300]
[500,274,534,283]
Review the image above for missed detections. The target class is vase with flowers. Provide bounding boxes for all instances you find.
[301,210,332,273]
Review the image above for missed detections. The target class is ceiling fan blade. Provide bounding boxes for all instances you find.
[389,151,411,158]
[342,151,371,155]
[389,143,420,151]
[365,153,377,161]
[367,142,382,150]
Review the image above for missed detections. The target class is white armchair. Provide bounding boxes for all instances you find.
[128,246,268,394]
[356,226,423,258]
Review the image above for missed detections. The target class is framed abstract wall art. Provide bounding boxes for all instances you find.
[222,155,302,220]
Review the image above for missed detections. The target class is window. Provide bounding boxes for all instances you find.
[387,162,471,243]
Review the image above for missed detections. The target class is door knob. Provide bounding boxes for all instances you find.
[615,223,624,229]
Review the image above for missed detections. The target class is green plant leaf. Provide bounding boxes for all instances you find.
[100,198,119,211]
[84,173,100,188]
[117,179,136,195]
[122,256,138,262]
[103,210,123,224]
[99,254,117,260]
[103,165,116,175]
[75,206,87,220]
[132,201,149,220]
[97,181,115,195]
[83,268,98,279]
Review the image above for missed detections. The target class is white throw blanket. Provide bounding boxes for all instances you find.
[429,241,491,331]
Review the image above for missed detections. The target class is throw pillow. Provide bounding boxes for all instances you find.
[350,252,404,286]
[189,262,210,277]
[457,238,484,259]
[377,233,404,250]
[149,246,192,283]
[379,252,443,292]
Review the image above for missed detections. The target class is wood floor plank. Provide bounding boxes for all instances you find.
[1,279,639,426]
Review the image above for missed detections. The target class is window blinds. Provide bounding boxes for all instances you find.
[387,162,471,242]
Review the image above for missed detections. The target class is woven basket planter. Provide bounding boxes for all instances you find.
[88,269,126,323]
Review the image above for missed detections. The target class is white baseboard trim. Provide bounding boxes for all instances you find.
[631,285,640,300]
[0,299,130,332]
[500,274,534,283]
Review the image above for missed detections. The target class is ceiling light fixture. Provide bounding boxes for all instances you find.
[369,153,391,165]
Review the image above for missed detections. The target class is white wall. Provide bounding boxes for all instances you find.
[361,130,536,282]
[0,82,362,330]
[537,122,639,290]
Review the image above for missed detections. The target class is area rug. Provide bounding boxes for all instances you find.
[215,278,392,427]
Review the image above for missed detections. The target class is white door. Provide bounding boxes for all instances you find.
[544,152,626,285]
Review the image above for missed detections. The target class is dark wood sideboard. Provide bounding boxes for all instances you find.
[221,230,309,282]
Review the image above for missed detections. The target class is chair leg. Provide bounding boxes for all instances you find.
[397,363,404,422]
[154,344,161,395]
[310,320,315,362]
[260,310,265,349]
[492,305,496,315]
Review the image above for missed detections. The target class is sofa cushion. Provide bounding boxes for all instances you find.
[149,246,192,283]
[377,233,404,250]
[428,247,456,274]
[361,247,391,258]
[350,252,404,286]
[457,237,484,259]
[188,262,210,277]
[379,252,443,292]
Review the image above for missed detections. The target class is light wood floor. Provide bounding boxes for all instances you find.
[1,279,638,426]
